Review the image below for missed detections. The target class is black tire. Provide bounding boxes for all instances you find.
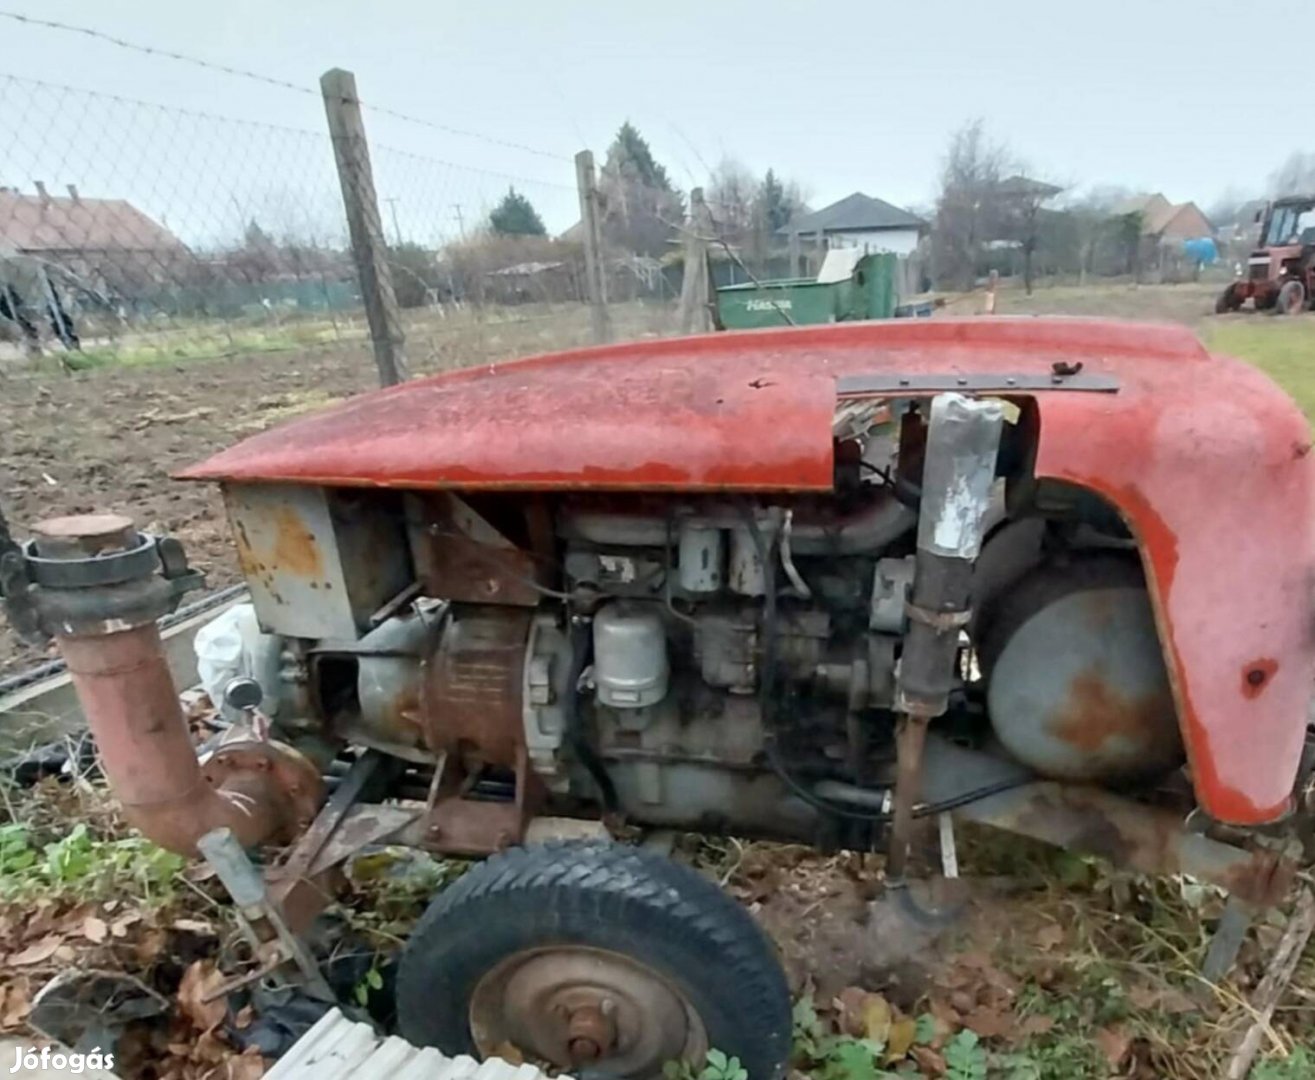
[1215,284,1239,313]
[396,841,791,1080]
[1276,279,1307,316]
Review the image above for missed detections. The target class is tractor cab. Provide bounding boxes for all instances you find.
[1219,195,1315,314]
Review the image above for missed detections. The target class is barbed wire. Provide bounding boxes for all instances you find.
[0,8,571,163]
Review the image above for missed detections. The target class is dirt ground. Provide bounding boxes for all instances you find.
[1,345,375,676]
[0,302,680,677]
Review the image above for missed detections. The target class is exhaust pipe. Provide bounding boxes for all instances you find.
[4,514,319,856]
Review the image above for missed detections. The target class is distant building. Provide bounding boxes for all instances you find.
[783,192,927,256]
[1112,193,1213,241]
[0,183,186,289]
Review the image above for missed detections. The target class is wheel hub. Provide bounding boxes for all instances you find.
[469,946,708,1076]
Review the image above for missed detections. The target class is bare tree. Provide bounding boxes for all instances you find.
[996,172,1063,294]
[1205,185,1253,232]
[1269,152,1315,197]
[1059,186,1130,284]
[705,157,757,249]
[932,119,1010,290]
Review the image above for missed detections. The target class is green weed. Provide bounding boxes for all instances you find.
[0,820,185,904]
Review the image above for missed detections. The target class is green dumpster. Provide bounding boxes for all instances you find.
[715,251,897,330]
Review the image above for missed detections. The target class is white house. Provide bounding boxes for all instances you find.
[784,192,927,256]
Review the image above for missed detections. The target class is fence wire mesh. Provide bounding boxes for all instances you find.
[0,70,676,378]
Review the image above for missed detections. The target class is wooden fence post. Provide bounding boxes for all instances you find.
[321,68,408,387]
[676,188,716,335]
[574,150,611,344]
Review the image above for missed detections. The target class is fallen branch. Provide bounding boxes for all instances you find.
[1225,885,1315,1079]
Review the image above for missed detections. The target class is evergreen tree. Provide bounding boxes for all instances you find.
[489,187,546,236]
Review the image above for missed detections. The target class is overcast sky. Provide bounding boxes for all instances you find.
[0,0,1295,239]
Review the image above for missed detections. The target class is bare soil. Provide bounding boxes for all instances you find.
[1,345,377,676]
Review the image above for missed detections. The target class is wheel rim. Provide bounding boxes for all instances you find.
[1281,284,1306,314]
[469,946,709,1076]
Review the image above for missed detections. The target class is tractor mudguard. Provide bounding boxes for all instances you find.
[180,318,1315,826]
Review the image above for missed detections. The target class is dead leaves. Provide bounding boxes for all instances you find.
[1034,922,1065,951]
[0,977,32,1031]
[0,894,258,1078]
[1095,1024,1132,1069]
[820,988,924,1068]
[929,947,1024,1044]
[960,1005,1015,1040]
[177,959,228,1032]
[222,1050,268,1080]
[9,935,63,965]
[110,911,141,938]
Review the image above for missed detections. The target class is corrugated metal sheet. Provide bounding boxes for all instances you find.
[266,1008,566,1080]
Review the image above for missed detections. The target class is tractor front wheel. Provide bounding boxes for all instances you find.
[396,841,792,1080]
[1276,280,1307,315]
[1215,283,1242,313]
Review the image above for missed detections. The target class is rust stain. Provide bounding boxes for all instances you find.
[1082,480,1289,822]
[231,520,260,579]
[1217,849,1295,907]
[1241,658,1278,699]
[1051,670,1181,762]
[1163,622,1291,824]
[271,506,323,578]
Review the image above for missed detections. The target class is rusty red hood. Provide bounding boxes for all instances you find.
[180,317,1216,492]
[178,317,1315,827]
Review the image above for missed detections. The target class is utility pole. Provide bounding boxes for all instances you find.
[574,149,611,344]
[320,67,408,386]
[451,203,467,240]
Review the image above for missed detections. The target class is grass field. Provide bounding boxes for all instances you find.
[1204,319,1315,420]
[998,279,1315,423]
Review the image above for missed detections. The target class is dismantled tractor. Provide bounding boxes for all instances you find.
[3,318,1315,1078]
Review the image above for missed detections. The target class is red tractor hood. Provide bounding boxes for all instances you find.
[182,317,1231,492]
[182,318,1315,828]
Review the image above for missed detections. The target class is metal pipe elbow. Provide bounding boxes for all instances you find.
[60,624,320,857]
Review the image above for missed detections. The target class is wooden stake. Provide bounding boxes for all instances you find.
[574,150,611,344]
[1225,886,1315,1079]
[676,187,715,335]
[321,68,408,387]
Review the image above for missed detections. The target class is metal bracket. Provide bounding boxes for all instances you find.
[837,371,1121,396]
[0,505,44,644]
[197,827,335,1003]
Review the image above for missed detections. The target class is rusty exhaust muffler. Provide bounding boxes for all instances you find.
[4,513,319,856]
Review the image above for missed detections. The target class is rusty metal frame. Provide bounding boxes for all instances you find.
[266,751,417,931]
[917,735,1294,907]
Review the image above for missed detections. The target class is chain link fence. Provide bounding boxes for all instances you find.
[0,68,675,379]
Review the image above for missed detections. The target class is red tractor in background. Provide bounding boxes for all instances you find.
[1218,195,1315,314]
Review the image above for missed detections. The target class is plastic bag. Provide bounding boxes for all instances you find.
[193,603,281,718]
